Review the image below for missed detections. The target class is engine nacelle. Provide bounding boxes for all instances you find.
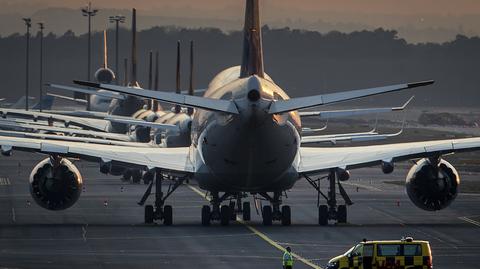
[94,68,115,84]
[337,168,351,182]
[29,157,83,211]
[381,161,395,174]
[99,160,126,176]
[406,158,460,211]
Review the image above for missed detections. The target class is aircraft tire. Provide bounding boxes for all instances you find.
[220,205,230,226]
[337,205,347,224]
[281,205,291,226]
[242,202,251,221]
[201,205,211,226]
[145,205,154,224]
[319,205,328,226]
[262,205,273,226]
[229,201,236,220]
[163,205,173,226]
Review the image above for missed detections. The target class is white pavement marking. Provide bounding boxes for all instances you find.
[343,181,383,192]
[187,184,324,269]
[0,177,10,185]
[459,216,480,227]
[82,224,88,242]
[11,208,16,223]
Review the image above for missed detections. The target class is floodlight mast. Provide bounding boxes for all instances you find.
[109,15,126,84]
[81,2,98,107]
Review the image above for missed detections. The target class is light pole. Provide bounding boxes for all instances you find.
[109,15,125,84]
[81,2,98,102]
[38,22,44,112]
[23,18,32,111]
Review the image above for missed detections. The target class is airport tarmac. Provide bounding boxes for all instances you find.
[1,152,480,269]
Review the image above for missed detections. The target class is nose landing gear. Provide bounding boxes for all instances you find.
[201,192,251,226]
[259,191,291,226]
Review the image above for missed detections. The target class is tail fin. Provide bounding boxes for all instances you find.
[174,41,181,113]
[188,40,195,115]
[129,8,139,87]
[240,0,264,78]
[103,30,108,69]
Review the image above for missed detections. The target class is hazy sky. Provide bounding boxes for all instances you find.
[3,0,480,16]
[2,0,480,43]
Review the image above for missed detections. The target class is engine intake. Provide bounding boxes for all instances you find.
[406,158,459,211]
[29,157,83,211]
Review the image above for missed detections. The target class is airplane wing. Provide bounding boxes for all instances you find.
[269,81,432,114]
[73,81,239,114]
[47,93,88,104]
[0,108,111,132]
[300,129,402,145]
[45,109,109,119]
[297,137,480,174]
[0,119,133,142]
[0,135,193,172]
[299,96,414,119]
[0,130,148,147]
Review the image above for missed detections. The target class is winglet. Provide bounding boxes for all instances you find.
[407,80,434,88]
[396,95,415,110]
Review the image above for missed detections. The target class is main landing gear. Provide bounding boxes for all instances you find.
[201,192,251,226]
[139,169,185,226]
[305,168,353,226]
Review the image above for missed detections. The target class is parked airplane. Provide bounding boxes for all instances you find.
[1,0,478,228]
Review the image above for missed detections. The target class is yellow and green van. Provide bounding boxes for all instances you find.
[326,237,433,269]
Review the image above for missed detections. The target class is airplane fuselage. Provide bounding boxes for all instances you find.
[192,67,302,192]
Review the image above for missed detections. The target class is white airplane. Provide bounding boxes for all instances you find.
[1,0,478,227]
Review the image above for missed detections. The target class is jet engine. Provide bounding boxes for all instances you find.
[406,158,459,211]
[94,68,115,84]
[29,157,83,211]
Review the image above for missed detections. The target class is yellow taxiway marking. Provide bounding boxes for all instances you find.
[187,184,323,269]
[459,216,480,227]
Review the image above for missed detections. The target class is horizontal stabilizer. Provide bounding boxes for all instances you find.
[48,84,126,100]
[301,130,402,145]
[299,96,414,119]
[269,81,432,114]
[47,93,88,104]
[74,80,239,114]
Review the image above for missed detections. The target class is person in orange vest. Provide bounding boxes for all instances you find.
[283,246,293,269]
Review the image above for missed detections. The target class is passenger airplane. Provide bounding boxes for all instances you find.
[1,0,478,227]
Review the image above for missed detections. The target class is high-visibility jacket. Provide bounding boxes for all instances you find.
[283,251,293,266]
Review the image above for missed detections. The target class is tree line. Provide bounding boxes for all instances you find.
[1,26,479,107]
